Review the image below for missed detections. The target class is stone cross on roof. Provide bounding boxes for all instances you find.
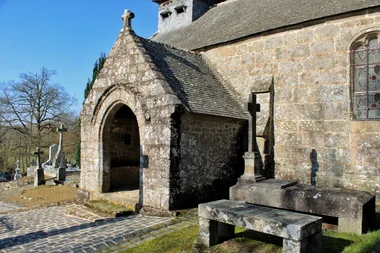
[121,9,135,31]
[247,93,260,152]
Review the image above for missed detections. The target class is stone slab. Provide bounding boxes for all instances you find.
[230,183,376,234]
[199,199,322,241]
[254,179,297,189]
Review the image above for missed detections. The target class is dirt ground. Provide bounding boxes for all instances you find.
[1,172,80,208]
[6,185,78,207]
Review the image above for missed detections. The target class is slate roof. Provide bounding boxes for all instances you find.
[152,0,380,50]
[138,37,247,119]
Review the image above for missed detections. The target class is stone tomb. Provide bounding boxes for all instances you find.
[230,93,376,235]
[198,200,322,253]
[230,181,376,234]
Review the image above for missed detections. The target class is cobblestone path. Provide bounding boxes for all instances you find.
[0,202,21,213]
[0,205,173,253]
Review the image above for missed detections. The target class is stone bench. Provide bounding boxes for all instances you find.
[230,181,376,234]
[198,200,322,253]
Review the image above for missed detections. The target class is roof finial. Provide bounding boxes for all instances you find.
[121,9,135,31]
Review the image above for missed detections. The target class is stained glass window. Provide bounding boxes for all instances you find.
[352,36,380,120]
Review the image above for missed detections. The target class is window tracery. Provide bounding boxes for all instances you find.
[352,34,380,120]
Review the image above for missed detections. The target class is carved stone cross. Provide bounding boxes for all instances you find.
[121,9,135,30]
[247,93,261,152]
[57,124,68,152]
[34,147,44,169]
[16,160,20,169]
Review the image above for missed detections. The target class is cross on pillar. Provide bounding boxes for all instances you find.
[34,147,44,169]
[57,124,68,153]
[247,93,261,152]
[121,9,135,31]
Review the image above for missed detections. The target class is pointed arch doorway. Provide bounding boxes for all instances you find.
[101,103,141,205]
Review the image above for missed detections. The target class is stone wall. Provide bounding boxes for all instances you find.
[156,0,209,34]
[173,113,246,208]
[203,9,380,199]
[0,179,34,191]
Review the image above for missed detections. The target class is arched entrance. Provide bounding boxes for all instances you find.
[102,104,141,194]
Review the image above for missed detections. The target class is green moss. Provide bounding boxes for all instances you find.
[86,200,133,215]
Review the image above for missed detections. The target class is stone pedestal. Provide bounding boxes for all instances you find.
[34,167,45,186]
[238,152,265,184]
[57,167,66,182]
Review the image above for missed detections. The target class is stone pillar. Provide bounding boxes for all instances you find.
[34,168,45,187]
[56,152,66,183]
[283,232,322,253]
[33,147,45,187]
[199,217,219,247]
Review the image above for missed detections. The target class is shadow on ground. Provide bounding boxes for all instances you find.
[234,229,353,253]
[0,215,134,250]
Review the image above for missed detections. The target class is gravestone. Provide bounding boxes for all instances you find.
[44,144,58,166]
[34,147,45,187]
[27,159,37,177]
[53,124,67,168]
[14,160,22,180]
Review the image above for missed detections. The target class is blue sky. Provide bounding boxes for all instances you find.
[0,0,158,114]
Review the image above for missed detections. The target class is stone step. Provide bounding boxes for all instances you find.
[84,200,135,218]
[93,191,140,212]
[66,204,112,222]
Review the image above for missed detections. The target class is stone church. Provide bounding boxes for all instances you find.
[81,0,380,211]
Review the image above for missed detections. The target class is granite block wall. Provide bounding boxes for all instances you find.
[203,9,380,199]
[172,113,245,207]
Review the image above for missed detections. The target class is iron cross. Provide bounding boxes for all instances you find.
[121,9,135,30]
[34,147,44,168]
[247,93,261,152]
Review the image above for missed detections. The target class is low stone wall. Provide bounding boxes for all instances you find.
[0,179,34,191]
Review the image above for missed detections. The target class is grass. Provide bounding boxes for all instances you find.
[323,229,380,253]
[7,185,78,207]
[124,224,199,253]
[86,200,134,215]
[118,214,380,253]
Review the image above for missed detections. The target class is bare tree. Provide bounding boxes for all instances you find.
[0,109,8,145]
[0,68,76,156]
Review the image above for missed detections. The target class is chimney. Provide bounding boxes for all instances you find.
[153,0,210,33]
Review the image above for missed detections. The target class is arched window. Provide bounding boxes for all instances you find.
[352,35,380,120]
